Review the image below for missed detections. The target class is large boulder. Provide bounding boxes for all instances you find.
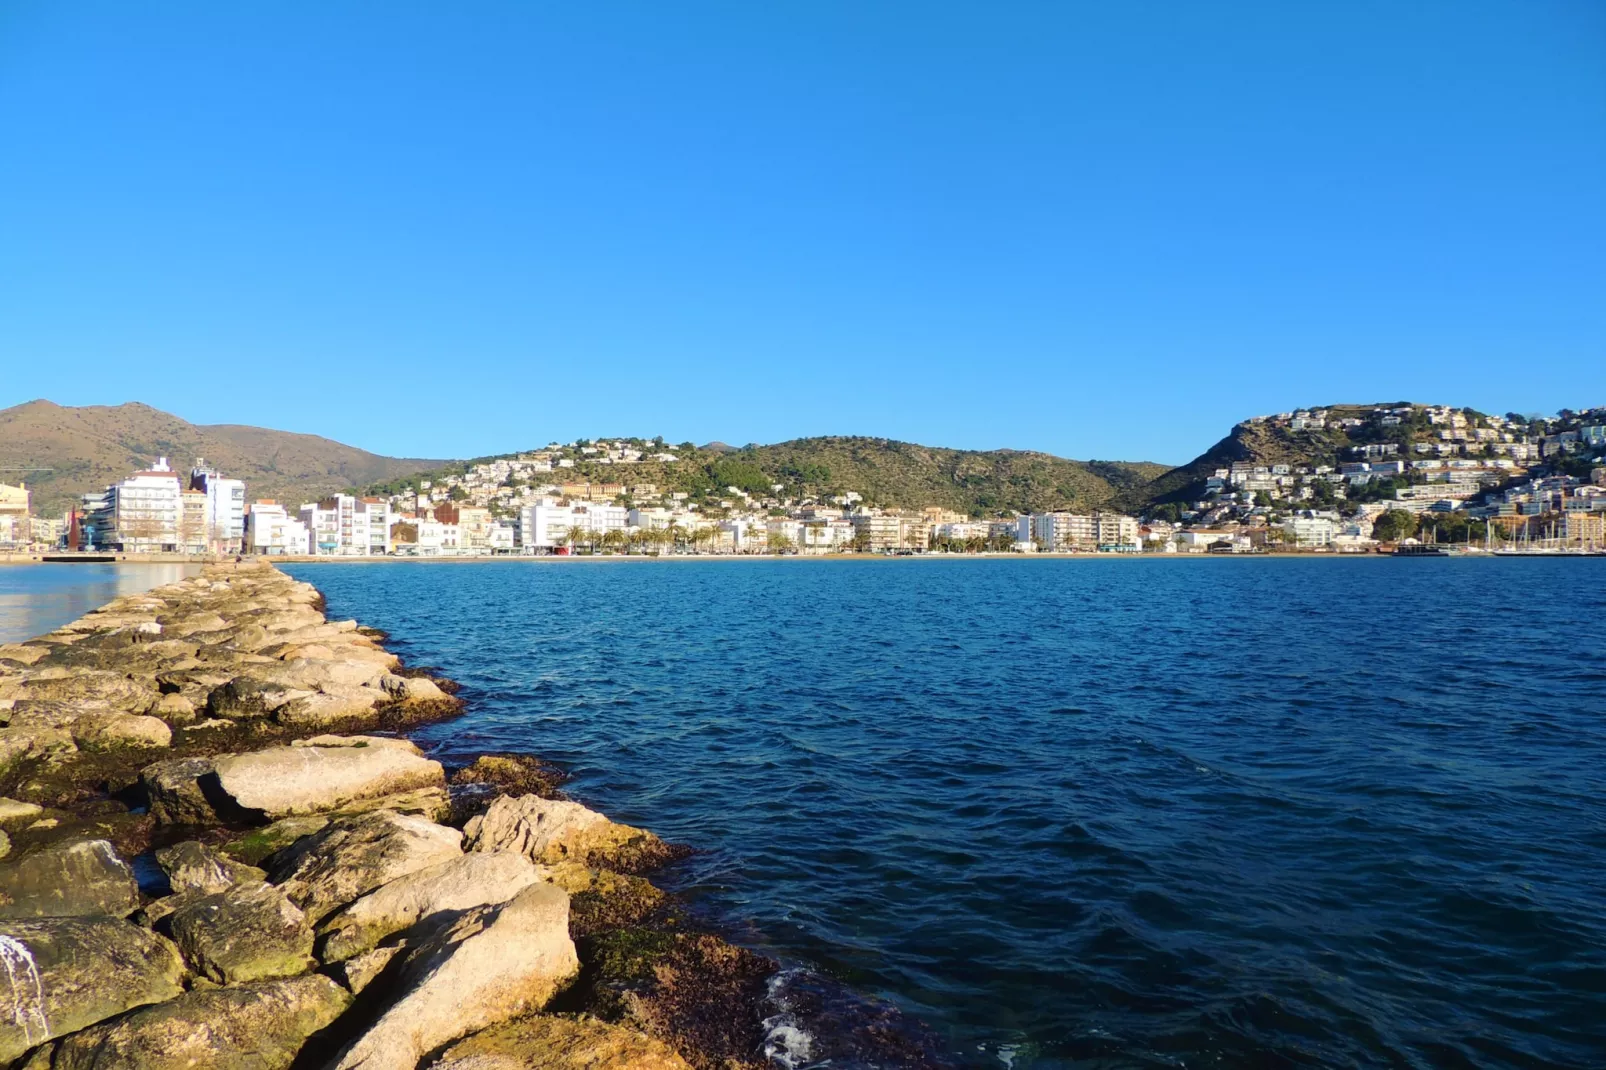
[0,840,139,919]
[50,972,350,1070]
[380,674,449,703]
[5,671,158,713]
[206,676,273,720]
[0,798,43,827]
[274,689,379,730]
[465,795,674,872]
[0,916,186,1062]
[166,880,315,984]
[269,810,463,924]
[0,729,72,780]
[428,1015,694,1070]
[220,814,330,867]
[211,736,445,819]
[141,756,227,825]
[318,851,546,963]
[72,712,173,751]
[156,840,266,895]
[332,883,580,1070]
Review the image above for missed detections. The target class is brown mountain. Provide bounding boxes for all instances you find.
[0,400,446,516]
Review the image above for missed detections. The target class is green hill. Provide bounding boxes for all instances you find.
[369,435,1168,517]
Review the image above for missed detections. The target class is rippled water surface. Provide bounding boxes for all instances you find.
[285,558,1606,1069]
[0,563,200,644]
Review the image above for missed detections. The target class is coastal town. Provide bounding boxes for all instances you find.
[3,404,1603,559]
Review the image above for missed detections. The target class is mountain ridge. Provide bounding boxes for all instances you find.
[0,399,445,516]
[6,399,1594,520]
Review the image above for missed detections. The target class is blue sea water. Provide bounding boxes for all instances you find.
[283,558,1606,1070]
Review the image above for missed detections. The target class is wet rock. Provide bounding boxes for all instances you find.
[0,839,139,919]
[575,931,775,1070]
[466,795,676,873]
[51,971,350,1069]
[332,883,580,1070]
[155,840,266,895]
[428,1014,694,1070]
[167,880,315,984]
[381,674,448,703]
[269,810,463,924]
[0,916,186,1062]
[318,850,546,962]
[220,814,329,866]
[546,863,667,939]
[211,736,445,819]
[452,754,569,801]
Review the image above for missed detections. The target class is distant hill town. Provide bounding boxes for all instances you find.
[1,399,1602,556]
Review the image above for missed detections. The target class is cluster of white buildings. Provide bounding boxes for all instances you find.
[76,458,245,554]
[1160,404,1606,551]
[0,483,61,550]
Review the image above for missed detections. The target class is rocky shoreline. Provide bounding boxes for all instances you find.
[0,561,783,1070]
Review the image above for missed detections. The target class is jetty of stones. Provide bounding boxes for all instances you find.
[0,562,777,1070]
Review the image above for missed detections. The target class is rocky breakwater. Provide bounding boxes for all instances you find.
[0,563,787,1070]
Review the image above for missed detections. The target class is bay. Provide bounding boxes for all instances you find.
[284,557,1606,1070]
[0,563,201,644]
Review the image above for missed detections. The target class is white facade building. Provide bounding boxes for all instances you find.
[189,460,246,552]
[246,502,311,555]
[1282,516,1338,547]
[113,458,183,552]
[299,495,391,556]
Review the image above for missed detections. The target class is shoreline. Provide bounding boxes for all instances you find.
[2,549,1563,567]
[0,560,814,1068]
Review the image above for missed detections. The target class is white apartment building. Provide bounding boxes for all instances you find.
[299,495,391,556]
[246,502,311,555]
[0,483,30,549]
[1018,511,1138,550]
[848,513,903,550]
[570,502,629,538]
[189,460,246,552]
[113,458,184,552]
[488,521,516,552]
[517,500,570,550]
[517,499,627,549]
[413,519,461,554]
[1023,512,1096,551]
[1092,513,1141,550]
[1282,516,1338,548]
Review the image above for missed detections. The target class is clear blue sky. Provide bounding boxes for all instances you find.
[2,2,1601,465]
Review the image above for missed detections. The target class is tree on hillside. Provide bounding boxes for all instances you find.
[1372,510,1418,542]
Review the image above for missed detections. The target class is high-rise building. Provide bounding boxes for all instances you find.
[189,459,246,553]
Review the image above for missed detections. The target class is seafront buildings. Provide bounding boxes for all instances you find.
[6,403,1604,557]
